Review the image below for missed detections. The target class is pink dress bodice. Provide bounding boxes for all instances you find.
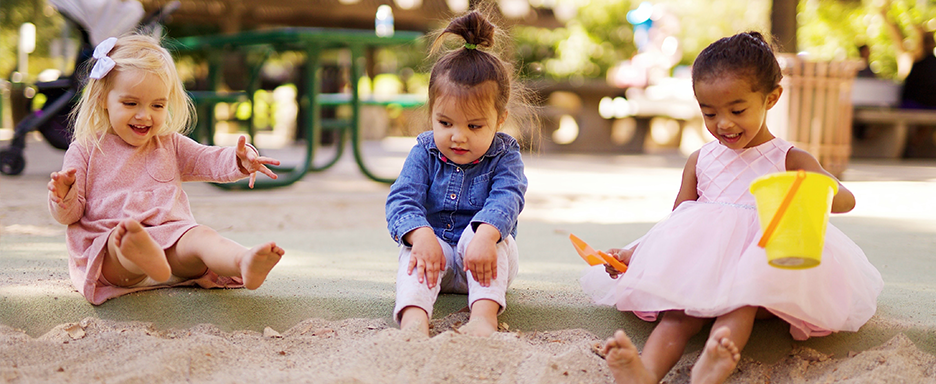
[695,138,792,206]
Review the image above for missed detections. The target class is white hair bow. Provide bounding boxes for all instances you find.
[89,37,118,79]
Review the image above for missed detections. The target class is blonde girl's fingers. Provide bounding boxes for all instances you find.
[257,156,281,166]
[249,172,257,189]
[258,165,278,180]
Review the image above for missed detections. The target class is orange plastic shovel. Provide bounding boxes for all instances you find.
[757,170,807,248]
[570,234,628,273]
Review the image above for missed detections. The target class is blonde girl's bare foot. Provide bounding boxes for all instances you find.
[114,219,171,282]
[239,242,284,289]
[690,326,740,384]
[602,330,656,384]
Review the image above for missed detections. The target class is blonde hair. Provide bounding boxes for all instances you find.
[71,34,194,150]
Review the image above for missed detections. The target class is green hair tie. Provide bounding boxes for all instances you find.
[464,43,477,50]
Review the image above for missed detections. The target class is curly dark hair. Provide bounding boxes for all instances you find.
[691,31,783,95]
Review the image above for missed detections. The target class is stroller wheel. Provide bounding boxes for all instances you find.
[0,147,26,176]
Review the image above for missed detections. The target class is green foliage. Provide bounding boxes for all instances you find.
[512,0,771,80]
[1,0,70,81]
[797,0,936,80]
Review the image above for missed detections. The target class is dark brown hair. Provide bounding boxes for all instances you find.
[691,31,782,95]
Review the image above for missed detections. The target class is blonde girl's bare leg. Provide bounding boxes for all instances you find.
[690,306,756,384]
[602,329,656,384]
[102,219,172,286]
[167,225,283,289]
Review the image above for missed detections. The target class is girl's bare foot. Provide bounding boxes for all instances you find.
[113,219,171,282]
[690,326,740,384]
[602,330,656,384]
[238,242,284,289]
[458,317,497,337]
[400,307,430,336]
[458,299,499,337]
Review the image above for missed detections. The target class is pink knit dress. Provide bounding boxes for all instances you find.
[580,138,883,340]
[49,133,249,304]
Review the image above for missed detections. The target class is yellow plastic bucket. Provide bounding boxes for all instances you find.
[749,170,838,269]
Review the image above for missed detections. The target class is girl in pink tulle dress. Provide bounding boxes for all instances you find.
[48,34,285,304]
[586,32,883,384]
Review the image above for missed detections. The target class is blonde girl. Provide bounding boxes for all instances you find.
[48,34,284,304]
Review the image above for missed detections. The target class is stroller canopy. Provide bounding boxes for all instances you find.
[49,0,145,46]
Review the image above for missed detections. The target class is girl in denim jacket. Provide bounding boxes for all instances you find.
[385,10,531,337]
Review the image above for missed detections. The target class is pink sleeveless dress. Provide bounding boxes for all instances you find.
[580,138,883,340]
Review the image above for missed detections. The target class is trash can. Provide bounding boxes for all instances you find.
[768,54,860,178]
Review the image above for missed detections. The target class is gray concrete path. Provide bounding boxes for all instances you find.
[2,134,935,364]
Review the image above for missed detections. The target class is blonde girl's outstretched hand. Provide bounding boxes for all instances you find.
[48,168,77,208]
[235,136,281,188]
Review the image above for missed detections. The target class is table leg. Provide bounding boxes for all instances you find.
[349,44,397,184]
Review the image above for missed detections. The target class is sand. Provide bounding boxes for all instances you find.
[1,313,934,383]
[3,138,936,383]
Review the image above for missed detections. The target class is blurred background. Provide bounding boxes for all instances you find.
[2,0,935,180]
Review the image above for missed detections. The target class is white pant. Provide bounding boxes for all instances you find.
[393,226,519,323]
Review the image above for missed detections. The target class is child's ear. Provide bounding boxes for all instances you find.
[765,86,783,110]
[498,110,509,128]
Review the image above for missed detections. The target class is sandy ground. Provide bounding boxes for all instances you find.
[2,134,936,383]
[2,315,935,383]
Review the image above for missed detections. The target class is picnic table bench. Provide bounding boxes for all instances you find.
[171,27,425,187]
[850,78,936,158]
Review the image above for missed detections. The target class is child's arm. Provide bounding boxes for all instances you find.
[785,148,855,213]
[47,147,87,225]
[466,144,525,286]
[174,134,278,186]
[673,150,701,210]
[468,145,527,245]
[464,223,500,287]
[387,143,442,287]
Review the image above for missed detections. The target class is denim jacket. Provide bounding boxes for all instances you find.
[386,131,527,246]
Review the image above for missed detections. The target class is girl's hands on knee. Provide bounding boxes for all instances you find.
[465,224,500,287]
[406,227,446,288]
[48,168,77,208]
[236,136,281,188]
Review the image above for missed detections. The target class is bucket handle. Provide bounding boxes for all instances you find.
[757,170,807,248]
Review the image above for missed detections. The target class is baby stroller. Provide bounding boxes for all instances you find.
[0,0,178,175]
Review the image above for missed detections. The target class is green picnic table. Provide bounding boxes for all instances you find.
[170,28,425,187]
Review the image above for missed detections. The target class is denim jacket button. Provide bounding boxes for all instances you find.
[446,224,452,229]
[449,193,456,199]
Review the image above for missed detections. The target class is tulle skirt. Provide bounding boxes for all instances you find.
[580,201,883,340]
